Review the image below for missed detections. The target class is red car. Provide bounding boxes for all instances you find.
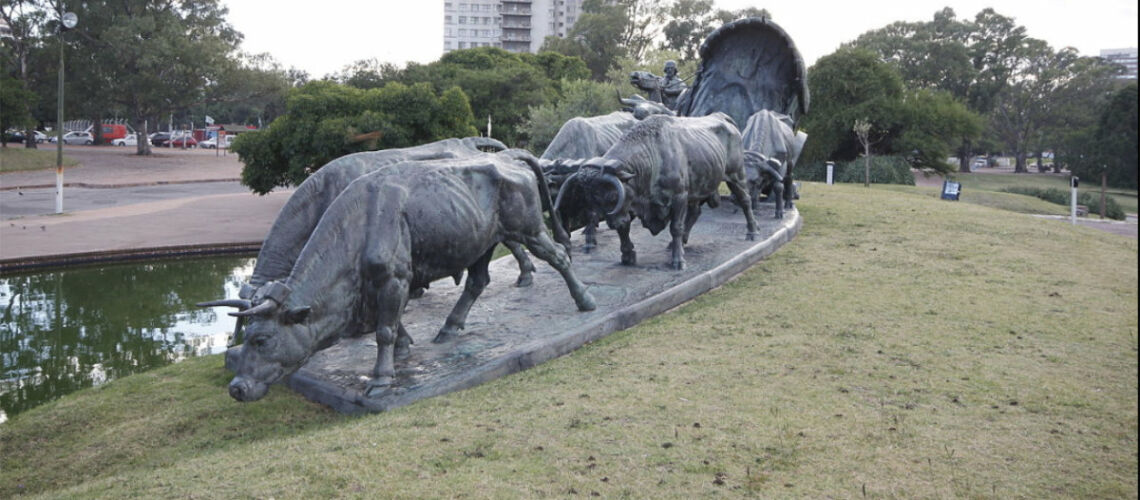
[155,134,198,148]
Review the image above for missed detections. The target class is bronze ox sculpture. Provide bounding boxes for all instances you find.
[209,153,595,401]
[555,113,759,270]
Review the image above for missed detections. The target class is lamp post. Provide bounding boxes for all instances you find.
[54,7,77,214]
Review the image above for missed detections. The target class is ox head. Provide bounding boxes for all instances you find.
[629,71,656,92]
[198,281,313,402]
[556,158,634,228]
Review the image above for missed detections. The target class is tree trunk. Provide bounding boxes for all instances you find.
[135,119,152,156]
[1100,171,1107,220]
[1014,152,1028,173]
[1035,151,1047,173]
[958,142,972,174]
[24,127,37,149]
[864,147,871,188]
[93,117,105,145]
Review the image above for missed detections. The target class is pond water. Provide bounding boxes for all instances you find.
[0,256,254,423]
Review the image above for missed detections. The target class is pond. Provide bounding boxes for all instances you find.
[0,256,254,423]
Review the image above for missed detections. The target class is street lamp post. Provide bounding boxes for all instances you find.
[55,8,77,214]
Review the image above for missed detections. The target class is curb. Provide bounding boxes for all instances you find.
[0,241,261,273]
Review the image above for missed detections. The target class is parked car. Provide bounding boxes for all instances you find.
[33,130,48,143]
[199,135,234,149]
[149,132,171,146]
[168,136,198,148]
[49,131,95,145]
[113,133,138,147]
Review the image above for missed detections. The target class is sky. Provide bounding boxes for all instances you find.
[223,0,1138,78]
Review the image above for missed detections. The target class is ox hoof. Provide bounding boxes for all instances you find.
[409,287,426,299]
[582,243,596,254]
[515,273,534,288]
[394,344,411,360]
[621,252,637,266]
[576,292,597,312]
[746,231,760,241]
[670,260,686,271]
[365,376,394,397]
[432,327,461,344]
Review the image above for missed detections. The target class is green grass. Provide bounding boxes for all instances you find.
[951,171,1138,215]
[2,184,1136,498]
[0,146,80,173]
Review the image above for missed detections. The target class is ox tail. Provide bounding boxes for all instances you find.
[513,152,572,250]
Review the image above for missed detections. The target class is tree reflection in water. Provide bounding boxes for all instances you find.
[0,257,254,419]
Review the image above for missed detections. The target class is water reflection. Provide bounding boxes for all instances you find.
[0,257,254,420]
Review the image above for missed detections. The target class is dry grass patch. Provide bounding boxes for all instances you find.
[0,147,79,173]
[3,184,1136,498]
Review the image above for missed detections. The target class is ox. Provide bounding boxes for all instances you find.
[556,113,759,270]
[740,110,807,216]
[217,154,596,401]
[539,112,639,253]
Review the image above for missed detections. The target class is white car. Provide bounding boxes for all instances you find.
[33,130,48,143]
[49,131,94,145]
[200,135,234,149]
[113,134,138,147]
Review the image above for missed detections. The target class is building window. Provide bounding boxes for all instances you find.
[458,16,466,24]
[445,41,453,49]
[445,2,452,9]
[458,29,467,36]
[445,15,452,23]
[458,3,467,10]
[459,41,467,48]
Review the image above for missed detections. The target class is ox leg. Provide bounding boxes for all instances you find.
[668,200,687,270]
[504,241,536,287]
[772,182,785,219]
[433,248,495,343]
[395,322,413,360]
[784,174,796,209]
[725,176,760,240]
[582,211,600,253]
[521,232,596,311]
[617,221,636,266]
[682,201,702,245]
[367,279,409,394]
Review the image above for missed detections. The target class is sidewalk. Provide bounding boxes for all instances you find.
[0,146,289,271]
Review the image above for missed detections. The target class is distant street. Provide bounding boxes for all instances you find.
[0,181,253,219]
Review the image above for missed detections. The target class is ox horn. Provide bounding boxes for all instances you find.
[553,172,580,212]
[196,298,252,309]
[602,174,626,217]
[229,300,277,318]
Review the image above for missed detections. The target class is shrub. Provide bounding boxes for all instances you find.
[1000,187,1126,220]
[797,155,915,186]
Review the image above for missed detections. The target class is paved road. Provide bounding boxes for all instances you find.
[1,181,251,219]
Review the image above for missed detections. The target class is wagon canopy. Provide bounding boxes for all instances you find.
[677,17,810,128]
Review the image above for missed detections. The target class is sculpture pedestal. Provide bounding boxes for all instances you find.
[231,201,800,413]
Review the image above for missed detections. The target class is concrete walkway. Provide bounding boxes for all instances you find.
[0,146,290,270]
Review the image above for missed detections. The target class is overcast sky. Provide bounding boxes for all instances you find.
[223,0,1138,78]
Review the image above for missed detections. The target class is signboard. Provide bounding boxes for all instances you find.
[941,180,961,201]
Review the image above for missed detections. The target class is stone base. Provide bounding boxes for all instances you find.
[230,201,801,413]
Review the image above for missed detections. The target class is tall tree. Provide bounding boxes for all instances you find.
[0,0,48,149]
[64,0,241,154]
[541,0,630,80]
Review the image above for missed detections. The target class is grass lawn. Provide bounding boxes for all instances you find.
[951,171,1138,215]
[1,184,1136,498]
[0,146,80,173]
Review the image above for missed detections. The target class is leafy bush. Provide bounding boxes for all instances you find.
[1001,186,1126,220]
[233,81,478,194]
[797,156,915,186]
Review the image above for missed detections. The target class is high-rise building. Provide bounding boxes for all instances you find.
[443,0,584,54]
[1099,48,1138,80]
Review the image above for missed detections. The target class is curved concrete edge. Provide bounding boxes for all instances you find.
[283,210,802,414]
[0,178,242,192]
[0,242,260,273]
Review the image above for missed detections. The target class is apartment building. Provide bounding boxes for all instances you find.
[443,0,584,54]
[1100,48,1138,80]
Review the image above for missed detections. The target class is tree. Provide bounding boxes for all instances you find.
[541,0,631,80]
[853,118,874,187]
[895,89,983,175]
[398,47,575,146]
[60,0,242,154]
[1069,83,1138,191]
[520,79,622,153]
[799,48,906,166]
[0,0,48,149]
[660,1,770,63]
[233,80,479,194]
